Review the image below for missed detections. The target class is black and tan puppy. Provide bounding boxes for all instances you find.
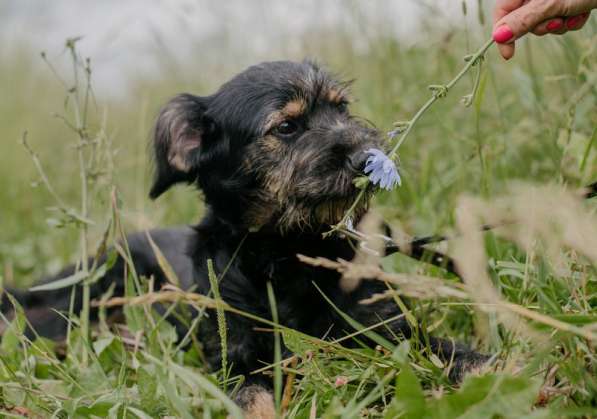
[3,60,487,417]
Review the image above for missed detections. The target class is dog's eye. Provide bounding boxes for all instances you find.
[275,120,299,136]
[337,101,349,112]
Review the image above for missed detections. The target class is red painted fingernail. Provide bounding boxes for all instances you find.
[493,25,514,43]
[546,20,563,31]
[567,13,589,29]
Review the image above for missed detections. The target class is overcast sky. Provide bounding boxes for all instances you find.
[0,1,484,98]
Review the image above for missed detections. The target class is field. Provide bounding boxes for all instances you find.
[1,4,597,418]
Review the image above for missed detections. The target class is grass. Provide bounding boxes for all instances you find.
[1,5,597,418]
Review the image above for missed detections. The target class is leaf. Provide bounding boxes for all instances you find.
[388,372,547,419]
[127,406,155,419]
[433,374,542,419]
[1,294,27,367]
[146,354,243,419]
[282,329,316,355]
[29,270,88,292]
[171,361,243,418]
[29,253,116,292]
[154,367,193,419]
[73,405,110,417]
[352,176,370,190]
[311,281,395,350]
[391,340,410,364]
[429,353,445,368]
[388,363,426,419]
[85,250,118,285]
[579,126,597,173]
[93,336,115,356]
[123,272,145,332]
[138,366,168,417]
[497,268,526,280]
[108,402,124,417]
[551,314,597,325]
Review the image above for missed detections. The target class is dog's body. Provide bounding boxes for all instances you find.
[3,60,487,417]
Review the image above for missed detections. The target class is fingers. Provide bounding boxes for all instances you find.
[493,0,527,24]
[531,17,566,35]
[497,43,515,60]
[493,0,538,60]
[494,0,562,42]
[513,12,589,40]
[531,12,590,36]
[564,11,591,30]
[492,0,594,60]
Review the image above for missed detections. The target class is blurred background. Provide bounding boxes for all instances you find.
[1,0,596,285]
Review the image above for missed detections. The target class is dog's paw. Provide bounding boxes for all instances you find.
[233,384,275,419]
[448,352,494,382]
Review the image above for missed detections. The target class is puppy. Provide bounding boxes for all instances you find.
[2,60,488,417]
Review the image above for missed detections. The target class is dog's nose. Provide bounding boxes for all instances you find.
[347,151,368,173]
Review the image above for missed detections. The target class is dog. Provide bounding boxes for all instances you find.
[2,60,489,418]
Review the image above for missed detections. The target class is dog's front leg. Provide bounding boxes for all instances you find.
[200,311,277,418]
[233,384,275,419]
[342,281,490,381]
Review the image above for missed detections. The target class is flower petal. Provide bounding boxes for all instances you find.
[382,158,394,173]
[370,168,383,184]
[364,148,401,191]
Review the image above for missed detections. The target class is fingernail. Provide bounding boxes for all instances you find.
[546,19,563,31]
[493,25,514,43]
[567,13,589,29]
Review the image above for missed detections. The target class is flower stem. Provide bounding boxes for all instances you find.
[330,188,367,236]
[388,38,494,159]
[328,38,495,235]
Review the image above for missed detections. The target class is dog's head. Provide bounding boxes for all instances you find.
[150,60,382,232]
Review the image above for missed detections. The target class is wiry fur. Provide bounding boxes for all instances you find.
[2,60,489,416]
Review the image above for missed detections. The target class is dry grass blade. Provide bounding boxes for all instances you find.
[281,356,298,415]
[91,288,222,311]
[499,301,597,342]
[145,231,181,286]
[342,212,385,292]
[453,183,597,344]
[297,254,468,300]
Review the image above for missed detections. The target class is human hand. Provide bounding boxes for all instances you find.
[493,0,597,60]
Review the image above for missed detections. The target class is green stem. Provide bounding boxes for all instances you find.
[207,259,228,392]
[331,188,367,236]
[390,95,437,155]
[71,46,91,366]
[330,38,495,234]
[389,38,495,159]
[266,282,282,416]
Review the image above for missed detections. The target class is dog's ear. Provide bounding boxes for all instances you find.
[149,94,216,199]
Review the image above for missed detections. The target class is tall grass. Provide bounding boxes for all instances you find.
[0,6,596,417]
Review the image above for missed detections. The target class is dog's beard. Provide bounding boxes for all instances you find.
[251,168,371,233]
[275,192,371,233]
[314,197,369,225]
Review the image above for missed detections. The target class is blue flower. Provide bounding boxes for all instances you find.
[363,148,401,191]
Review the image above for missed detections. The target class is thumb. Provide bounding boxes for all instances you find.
[493,1,563,43]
